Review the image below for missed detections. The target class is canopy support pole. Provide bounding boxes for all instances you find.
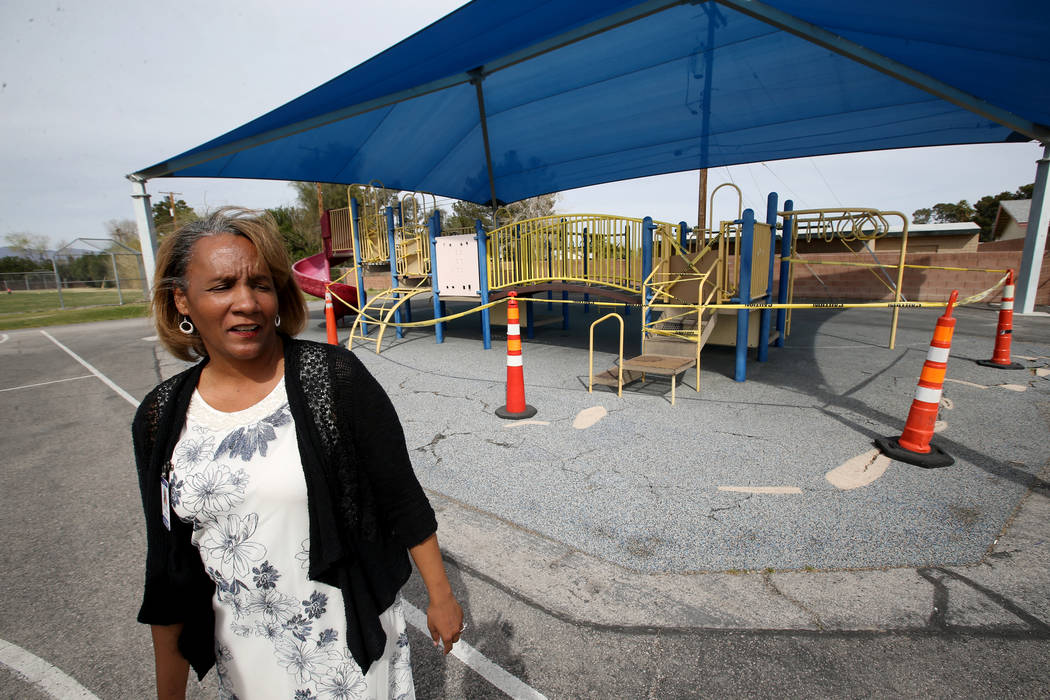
[127,176,159,298]
[714,0,1049,141]
[470,73,500,217]
[1016,143,1050,313]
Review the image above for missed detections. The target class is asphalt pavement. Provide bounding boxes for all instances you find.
[1,295,1048,698]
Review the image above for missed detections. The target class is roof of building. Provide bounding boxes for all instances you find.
[998,199,1031,225]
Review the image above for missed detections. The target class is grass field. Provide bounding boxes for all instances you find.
[0,288,148,330]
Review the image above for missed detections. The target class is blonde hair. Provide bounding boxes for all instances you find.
[152,207,307,361]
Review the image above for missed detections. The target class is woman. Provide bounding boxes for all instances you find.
[133,208,463,699]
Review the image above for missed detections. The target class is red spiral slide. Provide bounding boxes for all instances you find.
[291,253,358,319]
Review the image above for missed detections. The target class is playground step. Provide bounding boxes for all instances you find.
[643,336,698,358]
[620,354,696,375]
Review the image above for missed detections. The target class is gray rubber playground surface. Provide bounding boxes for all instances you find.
[335,298,1050,575]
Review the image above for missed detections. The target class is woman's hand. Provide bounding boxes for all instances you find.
[426,591,464,654]
[409,533,465,655]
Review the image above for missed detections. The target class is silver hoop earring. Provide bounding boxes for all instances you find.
[274,314,281,328]
[179,316,195,335]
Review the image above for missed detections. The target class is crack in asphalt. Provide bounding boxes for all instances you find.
[704,493,752,522]
[414,430,472,465]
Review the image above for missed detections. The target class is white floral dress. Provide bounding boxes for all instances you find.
[169,378,415,700]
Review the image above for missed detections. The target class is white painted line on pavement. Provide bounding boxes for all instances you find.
[141,334,158,341]
[0,638,100,700]
[0,333,9,344]
[403,601,548,700]
[718,485,802,494]
[0,375,93,393]
[40,330,139,407]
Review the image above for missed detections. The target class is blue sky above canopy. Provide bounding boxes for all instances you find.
[135,0,1050,205]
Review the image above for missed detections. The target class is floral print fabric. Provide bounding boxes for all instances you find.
[170,379,414,700]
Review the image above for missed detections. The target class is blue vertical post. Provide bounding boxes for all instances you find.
[641,216,655,350]
[525,295,535,339]
[428,210,444,344]
[775,200,794,347]
[475,219,491,350]
[679,221,690,251]
[734,209,755,382]
[349,197,368,335]
[758,192,778,362]
[386,207,404,340]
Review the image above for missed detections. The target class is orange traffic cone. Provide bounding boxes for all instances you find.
[324,288,339,346]
[875,290,958,469]
[495,292,537,420]
[977,269,1023,370]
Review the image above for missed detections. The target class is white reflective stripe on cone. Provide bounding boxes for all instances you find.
[507,355,523,367]
[507,323,520,335]
[926,346,951,363]
[1001,301,1014,310]
[1004,285,1015,297]
[914,385,942,404]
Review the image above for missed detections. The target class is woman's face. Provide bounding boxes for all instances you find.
[173,233,280,366]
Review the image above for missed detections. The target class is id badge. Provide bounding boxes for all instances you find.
[160,477,171,530]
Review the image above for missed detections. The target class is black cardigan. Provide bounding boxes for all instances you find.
[132,336,437,678]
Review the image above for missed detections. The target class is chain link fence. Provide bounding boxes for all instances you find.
[0,238,146,312]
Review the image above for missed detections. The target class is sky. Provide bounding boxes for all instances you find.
[0,0,1043,250]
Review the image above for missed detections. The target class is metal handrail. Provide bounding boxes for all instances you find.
[588,313,624,397]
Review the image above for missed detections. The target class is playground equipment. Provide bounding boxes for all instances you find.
[294,182,1013,398]
[875,290,959,469]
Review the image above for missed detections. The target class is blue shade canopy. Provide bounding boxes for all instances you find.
[134,0,1050,205]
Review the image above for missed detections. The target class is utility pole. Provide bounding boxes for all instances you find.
[696,168,708,233]
[158,191,182,232]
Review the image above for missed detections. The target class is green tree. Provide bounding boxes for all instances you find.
[443,193,560,232]
[57,252,110,285]
[152,199,198,237]
[911,200,974,225]
[443,200,495,232]
[0,255,48,273]
[267,205,320,262]
[106,219,140,251]
[4,232,52,263]
[913,184,1033,241]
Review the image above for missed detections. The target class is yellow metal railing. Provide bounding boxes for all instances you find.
[393,192,433,278]
[343,182,391,264]
[588,313,625,397]
[486,214,683,292]
[330,207,353,254]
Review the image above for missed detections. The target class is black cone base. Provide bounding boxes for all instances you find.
[496,404,537,420]
[976,359,1024,370]
[874,436,954,469]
